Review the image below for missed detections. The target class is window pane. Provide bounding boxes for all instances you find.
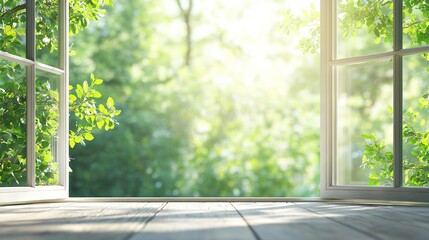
[0,60,27,186]
[335,60,393,186]
[336,0,392,59]
[403,2,429,49]
[36,0,59,67]
[36,70,60,185]
[0,0,26,57]
[403,53,429,187]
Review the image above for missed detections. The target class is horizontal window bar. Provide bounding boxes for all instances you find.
[397,46,429,56]
[330,51,394,66]
[328,185,429,193]
[0,51,34,66]
[330,46,429,66]
[0,185,66,193]
[36,62,64,75]
[0,52,64,76]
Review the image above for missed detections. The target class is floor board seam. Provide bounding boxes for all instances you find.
[293,203,383,240]
[123,202,168,240]
[230,202,261,240]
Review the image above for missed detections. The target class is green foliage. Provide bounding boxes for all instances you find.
[360,133,394,186]
[281,3,319,53]
[0,62,26,186]
[0,0,120,186]
[362,89,429,186]
[69,0,320,197]
[283,0,429,53]
[402,96,429,186]
[69,73,121,148]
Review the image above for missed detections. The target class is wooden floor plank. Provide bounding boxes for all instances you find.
[0,202,164,240]
[1,201,429,240]
[295,202,429,240]
[0,202,76,223]
[233,202,375,240]
[129,202,256,240]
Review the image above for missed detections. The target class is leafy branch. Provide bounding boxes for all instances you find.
[0,3,26,22]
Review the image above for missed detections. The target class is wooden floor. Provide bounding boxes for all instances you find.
[0,201,428,240]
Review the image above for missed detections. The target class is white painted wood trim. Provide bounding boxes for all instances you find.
[35,62,64,75]
[0,51,34,65]
[0,187,67,204]
[26,0,37,188]
[58,0,70,193]
[319,0,331,200]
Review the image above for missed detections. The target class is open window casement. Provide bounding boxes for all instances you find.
[320,0,429,201]
[0,0,69,203]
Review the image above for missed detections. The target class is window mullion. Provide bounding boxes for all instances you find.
[393,0,403,188]
[26,0,36,187]
[58,0,69,188]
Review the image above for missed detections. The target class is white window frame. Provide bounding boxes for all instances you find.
[320,0,429,201]
[0,0,69,204]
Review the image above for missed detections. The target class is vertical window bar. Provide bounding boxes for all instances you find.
[320,0,329,191]
[330,0,336,187]
[26,0,36,187]
[58,0,69,188]
[393,0,403,188]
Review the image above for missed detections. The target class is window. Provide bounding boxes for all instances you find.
[0,0,69,203]
[321,0,429,201]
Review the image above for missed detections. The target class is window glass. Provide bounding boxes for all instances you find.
[0,0,26,57]
[36,0,59,67]
[403,2,429,49]
[336,0,392,59]
[0,60,27,186]
[35,70,60,185]
[336,59,393,186]
[402,53,429,187]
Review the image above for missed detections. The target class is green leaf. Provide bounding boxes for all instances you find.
[369,171,379,180]
[4,25,16,37]
[94,79,103,85]
[83,81,89,93]
[106,97,114,109]
[422,134,429,146]
[89,90,102,98]
[374,37,381,44]
[76,84,84,98]
[84,133,94,141]
[99,104,108,114]
[69,94,77,103]
[96,120,104,129]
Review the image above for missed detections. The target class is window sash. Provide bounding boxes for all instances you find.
[321,0,429,201]
[0,0,69,203]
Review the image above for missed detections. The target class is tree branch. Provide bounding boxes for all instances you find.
[0,156,16,163]
[0,3,26,22]
[403,18,429,29]
[175,0,193,67]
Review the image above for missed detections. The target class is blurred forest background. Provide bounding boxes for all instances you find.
[69,0,321,197]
